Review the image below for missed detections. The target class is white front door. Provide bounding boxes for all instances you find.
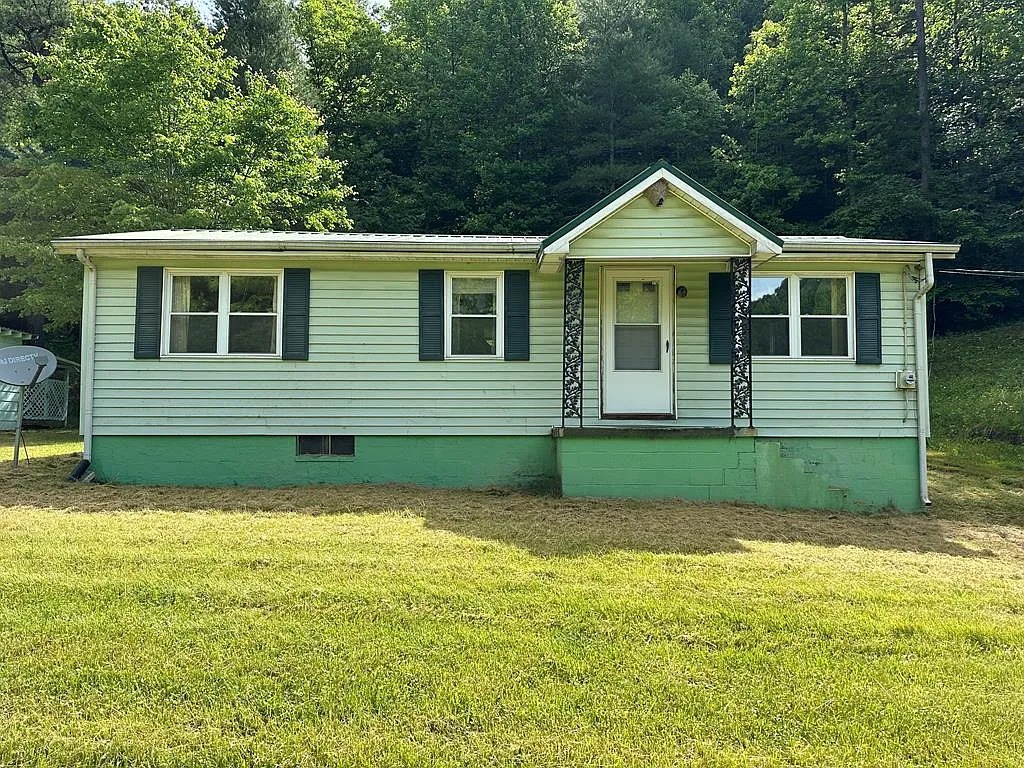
[601,267,675,417]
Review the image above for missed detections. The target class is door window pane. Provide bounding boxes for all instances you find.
[615,281,659,324]
[229,315,277,353]
[169,315,218,353]
[801,318,848,356]
[752,277,788,314]
[615,325,661,370]
[171,275,218,312]
[752,317,790,356]
[800,278,846,315]
[451,278,496,315]
[451,316,497,355]
[230,275,277,312]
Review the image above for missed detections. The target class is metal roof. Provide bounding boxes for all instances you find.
[51,225,959,261]
[52,229,545,256]
[780,235,959,256]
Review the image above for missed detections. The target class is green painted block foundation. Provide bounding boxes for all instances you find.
[91,435,557,490]
[92,433,922,511]
[556,435,922,512]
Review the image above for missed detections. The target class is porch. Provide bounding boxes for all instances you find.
[556,256,755,430]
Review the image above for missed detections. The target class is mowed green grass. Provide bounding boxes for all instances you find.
[2,432,1024,766]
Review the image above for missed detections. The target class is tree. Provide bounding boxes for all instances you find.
[296,0,424,232]
[564,0,727,210]
[0,0,69,87]
[726,0,1024,330]
[727,0,923,230]
[213,0,304,89]
[0,0,350,329]
[386,0,581,234]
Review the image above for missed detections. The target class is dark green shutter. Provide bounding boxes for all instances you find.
[708,272,732,364]
[855,272,882,364]
[282,268,310,360]
[133,266,163,359]
[419,269,444,360]
[504,270,530,361]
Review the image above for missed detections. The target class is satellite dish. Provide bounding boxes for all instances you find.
[0,345,58,386]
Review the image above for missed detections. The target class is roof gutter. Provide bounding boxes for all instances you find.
[76,248,96,461]
[913,253,935,507]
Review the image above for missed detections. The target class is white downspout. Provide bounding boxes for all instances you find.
[76,248,96,460]
[913,253,934,507]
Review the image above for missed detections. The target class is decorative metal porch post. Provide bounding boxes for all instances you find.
[561,258,585,427]
[730,256,753,429]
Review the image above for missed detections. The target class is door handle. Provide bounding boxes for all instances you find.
[665,339,670,353]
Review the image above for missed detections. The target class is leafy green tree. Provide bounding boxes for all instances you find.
[299,0,580,234]
[0,0,70,152]
[728,0,922,229]
[213,0,304,89]
[726,0,1024,329]
[651,0,767,93]
[0,0,69,87]
[296,0,424,232]
[0,0,349,329]
[387,0,581,234]
[563,0,727,210]
[924,0,1024,328]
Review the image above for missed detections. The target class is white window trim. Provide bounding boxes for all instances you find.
[161,269,284,358]
[752,273,855,361]
[444,271,504,359]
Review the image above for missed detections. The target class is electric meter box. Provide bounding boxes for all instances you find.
[896,370,918,390]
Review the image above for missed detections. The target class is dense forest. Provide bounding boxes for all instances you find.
[1,0,1022,347]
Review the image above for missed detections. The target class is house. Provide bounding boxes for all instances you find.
[53,161,958,510]
[0,325,32,349]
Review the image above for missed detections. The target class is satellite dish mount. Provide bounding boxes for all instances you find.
[0,345,59,468]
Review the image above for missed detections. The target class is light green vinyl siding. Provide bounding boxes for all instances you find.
[569,192,752,259]
[0,330,25,348]
[579,261,919,437]
[91,257,919,439]
[754,261,918,437]
[91,259,563,436]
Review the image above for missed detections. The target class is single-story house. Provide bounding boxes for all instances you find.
[0,325,32,348]
[54,161,958,510]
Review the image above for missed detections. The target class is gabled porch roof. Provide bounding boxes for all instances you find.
[537,160,784,273]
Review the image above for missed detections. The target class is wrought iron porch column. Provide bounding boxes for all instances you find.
[730,256,753,429]
[561,258,585,427]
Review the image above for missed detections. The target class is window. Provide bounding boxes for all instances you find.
[799,277,849,357]
[445,272,503,357]
[164,272,281,356]
[751,275,851,358]
[751,276,790,356]
[296,435,355,456]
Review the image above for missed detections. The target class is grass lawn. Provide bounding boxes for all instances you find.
[1,431,1023,766]
[930,322,1024,444]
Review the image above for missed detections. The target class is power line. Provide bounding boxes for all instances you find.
[937,268,1024,278]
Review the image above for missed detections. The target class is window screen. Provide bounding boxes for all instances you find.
[296,435,355,456]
